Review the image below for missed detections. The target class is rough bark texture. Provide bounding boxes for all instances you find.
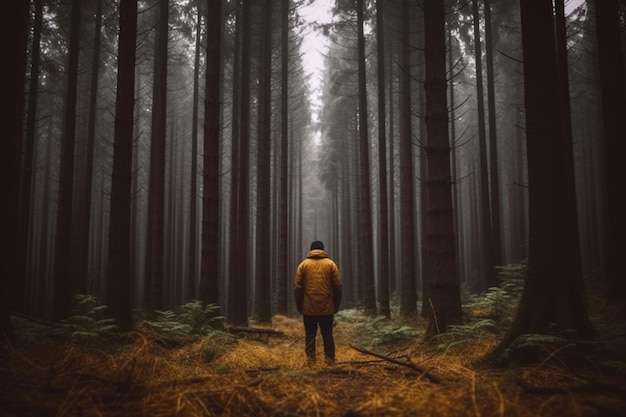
[254,0,273,324]
[199,0,222,309]
[492,0,595,355]
[399,0,417,318]
[423,0,463,337]
[276,0,290,316]
[228,0,251,327]
[188,7,202,300]
[356,0,377,316]
[484,0,502,269]
[145,0,169,310]
[472,0,496,290]
[106,0,138,331]
[376,0,391,319]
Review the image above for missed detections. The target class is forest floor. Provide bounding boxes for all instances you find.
[1,298,626,417]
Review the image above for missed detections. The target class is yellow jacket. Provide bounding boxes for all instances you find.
[294,249,342,316]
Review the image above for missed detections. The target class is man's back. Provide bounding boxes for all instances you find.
[295,248,342,316]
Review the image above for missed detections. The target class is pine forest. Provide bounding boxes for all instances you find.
[1,0,625,416]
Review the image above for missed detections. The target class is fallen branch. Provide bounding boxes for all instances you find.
[226,327,285,336]
[349,344,441,383]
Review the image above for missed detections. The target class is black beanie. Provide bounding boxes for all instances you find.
[310,240,324,250]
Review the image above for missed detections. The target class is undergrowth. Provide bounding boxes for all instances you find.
[55,294,119,341]
[463,262,525,326]
[2,272,626,417]
[143,300,227,347]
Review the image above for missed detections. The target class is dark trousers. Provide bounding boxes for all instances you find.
[303,315,335,364]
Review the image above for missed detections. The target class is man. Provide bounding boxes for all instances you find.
[294,240,342,365]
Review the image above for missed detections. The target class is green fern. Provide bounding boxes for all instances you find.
[144,300,225,346]
[371,325,420,347]
[430,319,500,353]
[57,294,118,340]
[351,315,420,348]
[471,263,526,325]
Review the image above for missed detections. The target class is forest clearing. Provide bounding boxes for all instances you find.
[2,292,625,417]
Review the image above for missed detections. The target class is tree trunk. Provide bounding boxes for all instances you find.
[106,0,138,331]
[73,0,104,299]
[188,7,202,300]
[492,0,595,355]
[355,0,377,316]
[376,0,390,319]
[276,0,290,316]
[0,0,29,334]
[145,0,169,311]
[447,21,459,305]
[594,0,626,305]
[107,0,137,329]
[423,0,463,337]
[52,0,82,321]
[484,0,502,269]
[555,0,586,306]
[199,0,222,310]
[472,0,496,290]
[399,0,417,318]
[37,134,54,316]
[129,71,142,306]
[254,0,273,324]
[17,0,43,316]
[228,0,242,315]
[228,0,251,326]
[387,37,397,298]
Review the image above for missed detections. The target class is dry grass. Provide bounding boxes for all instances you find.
[1,303,625,417]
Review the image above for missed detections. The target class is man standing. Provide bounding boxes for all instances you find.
[294,241,342,365]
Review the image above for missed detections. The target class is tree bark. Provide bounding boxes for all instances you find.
[399,0,417,318]
[254,0,273,324]
[228,0,242,317]
[145,0,169,310]
[423,0,463,337]
[73,0,104,300]
[106,0,138,331]
[376,0,391,319]
[594,0,626,305]
[491,0,595,355]
[0,0,29,334]
[228,0,251,326]
[472,0,496,290]
[484,0,502,269]
[16,0,44,316]
[200,0,222,310]
[276,0,290,316]
[52,0,82,321]
[355,0,377,316]
[188,6,202,300]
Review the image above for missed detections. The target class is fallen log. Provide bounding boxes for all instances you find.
[226,327,285,336]
[226,327,285,335]
[349,344,441,383]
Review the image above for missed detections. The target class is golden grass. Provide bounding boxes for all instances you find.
[1,304,625,417]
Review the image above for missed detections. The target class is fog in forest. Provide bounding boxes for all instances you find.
[1,0,625,416]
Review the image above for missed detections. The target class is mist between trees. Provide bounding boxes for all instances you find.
[1,0,624,346]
